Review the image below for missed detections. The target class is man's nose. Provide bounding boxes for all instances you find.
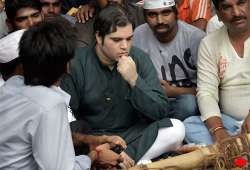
[120,40,128,50]
[27,17,34,27]
[157,14,163,24]
[232,6,241,16]
[48,4,55,13]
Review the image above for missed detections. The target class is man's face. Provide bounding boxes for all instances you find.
[217,0,250,33]
[40,0,61,17]
[97,0,123,8]
[13,7,43,30]
[145,7,177,41]
[96,24,133,65]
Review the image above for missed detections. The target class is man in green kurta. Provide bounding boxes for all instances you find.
[61,4,185,165]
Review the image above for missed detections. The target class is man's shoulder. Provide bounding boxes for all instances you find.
[133,23,154,46]
[130,46,148,56]
[75,19,95,47]
[134,23,149,34]
[75,46,94,59]
[130,46,150,62]
[21,86,65,111]
[178,20,205,37]
[202,26,227,45]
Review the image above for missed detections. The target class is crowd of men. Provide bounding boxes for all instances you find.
[0,0,250,169]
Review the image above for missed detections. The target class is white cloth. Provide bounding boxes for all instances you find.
[0,29,25,63]
[0,76,4,86]
[0,76,91,170]
[133,21,205,84]
[143,0,175,9]
[138,119,185,163]
[206,15,224,34]
[197,26,250,121]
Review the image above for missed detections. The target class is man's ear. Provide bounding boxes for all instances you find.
[6,19,13,32]
[95,31,102,45]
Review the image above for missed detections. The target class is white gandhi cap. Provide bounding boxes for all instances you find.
[143,0,175,9]
[0,29,26,63]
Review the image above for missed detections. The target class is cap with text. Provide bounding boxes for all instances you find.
[143,0,175,9]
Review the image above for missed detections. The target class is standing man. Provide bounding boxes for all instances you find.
[61,5,185,164]
[184,0,250,145]
[133,0,206,121]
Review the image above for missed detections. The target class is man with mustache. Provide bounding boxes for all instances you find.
[133,0,205,121]
[184,0,250,145]
[61,5,185,166]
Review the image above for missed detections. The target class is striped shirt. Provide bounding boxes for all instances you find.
[177,0,211,24]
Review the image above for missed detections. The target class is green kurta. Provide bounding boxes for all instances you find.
[61,46,172,161]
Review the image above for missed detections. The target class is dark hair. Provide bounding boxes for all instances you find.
[19,17,77,87]
[212,0,219,10]
[5,0,42,23]
[93,4,134,40]
[0,58,21,80]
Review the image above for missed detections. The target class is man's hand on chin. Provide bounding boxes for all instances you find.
[117,55,138,87]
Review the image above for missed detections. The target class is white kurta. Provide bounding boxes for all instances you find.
[197,26,250,121]
[0,76,91,170]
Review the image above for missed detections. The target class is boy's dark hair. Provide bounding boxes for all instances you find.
[5,0,42,23]
[19,17,77,87]
[93,4,134,42]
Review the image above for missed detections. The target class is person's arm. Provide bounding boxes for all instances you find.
[197,38,221,120]
[205,116,230,143]
[241,111,250,134]
[118,49,171,120]
[75,3,95,23]
[0,0,4,12]
[160,79,196,97]
[197,37,229,142]
[191,0,211,31]
[72,133,127,149]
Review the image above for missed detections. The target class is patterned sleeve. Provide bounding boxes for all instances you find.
[191,0,212,22]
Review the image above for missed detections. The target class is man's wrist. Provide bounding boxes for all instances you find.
[88,150,98,162]
[209,126,225,136]
[129,73,138,87]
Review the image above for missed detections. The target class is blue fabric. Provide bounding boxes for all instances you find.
[169,94,199,121]
[184,114,242,145]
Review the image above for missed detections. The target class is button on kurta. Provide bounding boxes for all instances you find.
[106,97,111,101]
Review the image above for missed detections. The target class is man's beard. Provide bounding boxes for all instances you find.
[45,13,59,19]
